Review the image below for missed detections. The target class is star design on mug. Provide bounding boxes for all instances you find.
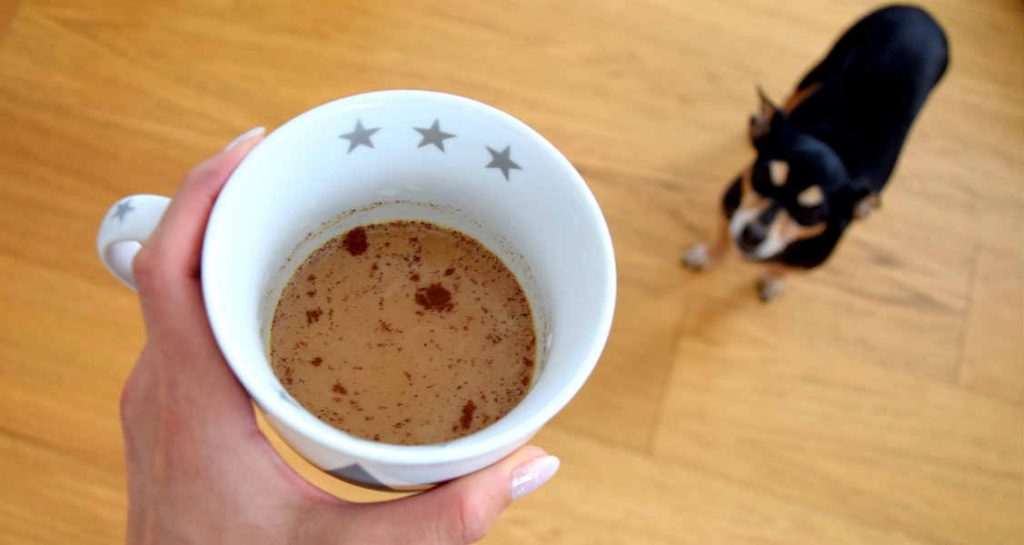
[111,199,134,223]
[485,146,521,180]
[339,119,380,153]
[414,120,456,152]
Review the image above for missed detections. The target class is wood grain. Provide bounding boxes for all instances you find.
[0,1,1021,544]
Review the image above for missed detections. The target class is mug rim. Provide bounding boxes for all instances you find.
[202,90,616,466]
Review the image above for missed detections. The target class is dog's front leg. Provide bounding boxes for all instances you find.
[683,215,730,271]
[757,264,792,302]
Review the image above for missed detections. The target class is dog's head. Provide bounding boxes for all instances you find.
[731,88,866,260]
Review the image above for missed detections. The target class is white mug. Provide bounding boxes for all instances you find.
[96,90,616,489]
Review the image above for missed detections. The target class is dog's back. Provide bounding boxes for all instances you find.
[789,5,949,193]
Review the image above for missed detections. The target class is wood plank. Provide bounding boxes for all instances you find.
[491,426,938,545]
[653,338,1024,545]
[959,245,1024,403]
[0,0,1020,544]
[0,0,17,38]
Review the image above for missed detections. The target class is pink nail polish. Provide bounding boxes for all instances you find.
[510,455,560,500]
[224,126,266,152]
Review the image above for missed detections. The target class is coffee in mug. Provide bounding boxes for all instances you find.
[270,220,536,445]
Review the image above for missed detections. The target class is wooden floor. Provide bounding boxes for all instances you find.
[1,1,1021,543]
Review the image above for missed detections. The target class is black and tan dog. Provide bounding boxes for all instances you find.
[683,5,949,301]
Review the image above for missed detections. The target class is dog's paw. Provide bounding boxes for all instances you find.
[683,243,712,271]
[757,275,785,302]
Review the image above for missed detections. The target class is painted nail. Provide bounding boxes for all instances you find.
[510,455,560,500]
[224,126,266,152]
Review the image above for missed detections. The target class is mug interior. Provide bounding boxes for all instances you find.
[202,91,615,464]
[259,200,552,415]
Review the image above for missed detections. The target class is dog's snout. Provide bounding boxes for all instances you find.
[740,223,767,248]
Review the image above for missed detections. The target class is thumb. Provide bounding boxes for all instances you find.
[313,446,559,544]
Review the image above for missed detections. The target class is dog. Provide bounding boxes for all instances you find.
[683,5,949,301]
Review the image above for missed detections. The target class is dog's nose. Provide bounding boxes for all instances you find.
[740,223,767,248]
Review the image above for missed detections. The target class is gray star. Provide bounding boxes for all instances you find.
[414,119,456,152]
[485,146,522,180]
[339,119,380,153]
[112,199,134,223]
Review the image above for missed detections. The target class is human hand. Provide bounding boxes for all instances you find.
[120,127,559,545]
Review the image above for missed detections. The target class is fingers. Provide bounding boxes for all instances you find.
[310,446,559,544]
[134,129,264,311]
[133,130,263,366]
[126,129,265,430]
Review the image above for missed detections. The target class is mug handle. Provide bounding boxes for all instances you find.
[96,194,171,291]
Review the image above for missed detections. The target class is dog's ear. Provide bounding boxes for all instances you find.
[750,86,784,142]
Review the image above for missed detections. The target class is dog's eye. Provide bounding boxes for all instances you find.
[750,161,775,193]
[797,185,824,207]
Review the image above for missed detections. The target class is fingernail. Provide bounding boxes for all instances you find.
[510,455,560,500]
[224,126,265,151]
